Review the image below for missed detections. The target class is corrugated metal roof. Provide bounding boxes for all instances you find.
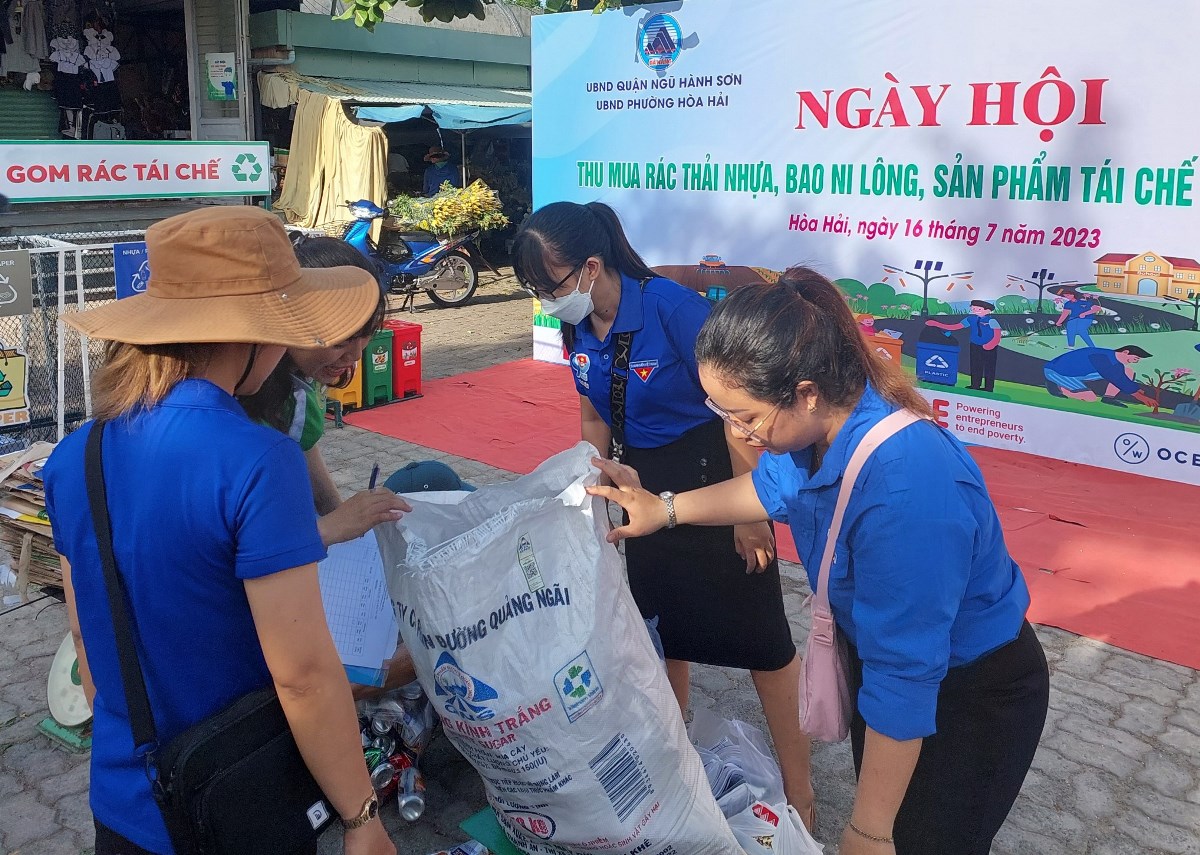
[295,75,530,108]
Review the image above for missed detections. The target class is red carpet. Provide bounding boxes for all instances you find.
[348,359,1200,670]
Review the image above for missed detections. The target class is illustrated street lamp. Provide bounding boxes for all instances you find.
[1005,268,1075,314]
[882,259,974,317]
[1164,290,1200,331]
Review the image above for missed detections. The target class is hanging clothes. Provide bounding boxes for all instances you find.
[274,89,387,238]
[1,0,40,73]
[49,35,87,108]
[21,0,47,59]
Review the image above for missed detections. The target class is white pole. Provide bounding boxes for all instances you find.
[76,248,92,418]
[461,131,467,187]
[56,250,66,441]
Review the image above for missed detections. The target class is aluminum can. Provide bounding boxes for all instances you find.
[397,767,426,822]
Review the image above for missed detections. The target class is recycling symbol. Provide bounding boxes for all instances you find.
[925,355,950,369]
[561,664,593,700]
[231,153,262,182]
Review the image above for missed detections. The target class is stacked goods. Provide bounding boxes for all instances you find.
[0,443,61,595]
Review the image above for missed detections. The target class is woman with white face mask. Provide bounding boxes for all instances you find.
[512,201,815,828]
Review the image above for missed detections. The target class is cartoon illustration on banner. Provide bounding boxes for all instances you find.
[530,0,1200,484]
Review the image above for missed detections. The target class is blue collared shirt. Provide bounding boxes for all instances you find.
[1045,347,1139,394]
[571,273,714,448]
[751,384,1030,740]
[962,314,1000,346]
[44,379,326,853]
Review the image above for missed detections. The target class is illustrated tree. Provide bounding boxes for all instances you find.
[1139,368,1192,412]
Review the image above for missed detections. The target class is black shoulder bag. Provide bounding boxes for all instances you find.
[84,422,336,855]
[607,277,650,464]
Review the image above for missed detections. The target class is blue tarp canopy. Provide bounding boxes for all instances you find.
[355,104,530,129]
[355,104,426,124]
[429,104,531,129]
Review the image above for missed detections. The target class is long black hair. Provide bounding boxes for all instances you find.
[240,236,387,432]
[695,266,932,416]
[512,201,657,351]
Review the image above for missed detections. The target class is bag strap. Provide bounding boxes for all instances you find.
[608,277,651,463]
[84,422,159,753]
[814,409,922,610]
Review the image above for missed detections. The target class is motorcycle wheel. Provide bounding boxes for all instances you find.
[425,250,479,307]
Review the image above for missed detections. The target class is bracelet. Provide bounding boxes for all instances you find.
[848,820,894,845]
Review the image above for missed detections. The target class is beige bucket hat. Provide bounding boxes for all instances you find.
[66,206,379,348]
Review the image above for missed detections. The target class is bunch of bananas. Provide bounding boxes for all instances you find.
[404,0,488,23]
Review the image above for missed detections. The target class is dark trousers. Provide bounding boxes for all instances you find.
[848,621,1049,855]
[95,820,319,855]
[969,343,999,391]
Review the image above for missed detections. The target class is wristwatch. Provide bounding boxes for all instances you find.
[342,794,380,831]
[659,491,677,529]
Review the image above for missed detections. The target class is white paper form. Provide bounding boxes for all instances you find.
[317,530,399,684]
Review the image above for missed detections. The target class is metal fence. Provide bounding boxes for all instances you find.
[0,230,145,450]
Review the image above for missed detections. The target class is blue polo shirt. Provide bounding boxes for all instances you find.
[1062,298,1096,320]
[751,384,1029,741]
[571,273,714,449]
[962,314,1000,345]
[43,379,326,854]
[1045,347,1140,394]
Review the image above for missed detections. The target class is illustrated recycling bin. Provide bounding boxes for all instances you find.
[384,319,423,400]
[363,328,394,407]
[916,327,960,386]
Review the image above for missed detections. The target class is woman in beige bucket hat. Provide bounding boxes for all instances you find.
[42,207,398,855]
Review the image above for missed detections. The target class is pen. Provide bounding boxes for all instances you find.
[369,463,380,491]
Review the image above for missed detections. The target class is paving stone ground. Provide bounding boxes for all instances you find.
[2,272,1198,854]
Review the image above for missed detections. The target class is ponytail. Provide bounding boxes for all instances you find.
[513,201,658,353]
[695,266,932,416]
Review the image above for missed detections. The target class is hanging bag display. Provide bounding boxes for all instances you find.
[83,422,336,854]
[799,409,921,742]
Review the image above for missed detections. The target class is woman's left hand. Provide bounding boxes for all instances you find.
[733,521,774,573]
[839,827,895,855]
[318,489,411,547]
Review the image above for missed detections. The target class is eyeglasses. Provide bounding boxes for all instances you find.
[518,265,581,300]
[705,398,781,443]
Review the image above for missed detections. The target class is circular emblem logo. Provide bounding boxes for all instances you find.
[1113,432,1150,465]
[638,13,682,70]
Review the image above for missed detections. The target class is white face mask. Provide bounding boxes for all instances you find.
[540,268,594,326]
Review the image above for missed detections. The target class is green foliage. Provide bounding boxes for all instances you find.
[337,0,666,28]
[387,180,509,236]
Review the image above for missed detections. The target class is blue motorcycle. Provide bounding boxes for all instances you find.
[343,199,480,309]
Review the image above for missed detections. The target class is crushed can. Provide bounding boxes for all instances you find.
[397,767,427,822]
[399,708,433,758]
[426,843,489,855]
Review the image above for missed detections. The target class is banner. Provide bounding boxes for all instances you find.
[531,0,1200,485]
[0,141,271,202]
[112,242,150,300]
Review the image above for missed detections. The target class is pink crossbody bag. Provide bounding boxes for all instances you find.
[799,409,922,742]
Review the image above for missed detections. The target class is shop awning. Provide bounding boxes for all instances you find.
[259,72,531,126]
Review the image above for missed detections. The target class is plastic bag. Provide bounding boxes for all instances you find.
[689,708,785,810]
[729,803,823,855]
[377,443,740,854]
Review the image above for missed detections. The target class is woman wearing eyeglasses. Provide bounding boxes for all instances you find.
[512,201,813,825]
[589,268,1049,855]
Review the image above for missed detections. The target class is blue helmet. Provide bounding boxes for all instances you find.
[348,199,386,220]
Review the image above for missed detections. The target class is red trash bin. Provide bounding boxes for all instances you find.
[383,319,423,400]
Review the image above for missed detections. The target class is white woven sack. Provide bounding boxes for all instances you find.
[377,443,741,855]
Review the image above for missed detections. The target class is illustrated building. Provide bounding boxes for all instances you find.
[1094,252,1200,299]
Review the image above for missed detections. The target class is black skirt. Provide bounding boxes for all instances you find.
[622,418,796,671]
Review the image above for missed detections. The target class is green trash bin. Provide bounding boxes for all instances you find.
[362,328,394,406]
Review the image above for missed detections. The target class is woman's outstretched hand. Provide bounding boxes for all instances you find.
[586,457,670,543]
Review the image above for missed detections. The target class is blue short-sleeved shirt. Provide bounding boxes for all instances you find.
[751,384,1030,741]
[571,273,714,448]
[1062,298,1096,320]
[1045,347,1139,394]
[43,380,326,854]
[962,314,1001,345]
